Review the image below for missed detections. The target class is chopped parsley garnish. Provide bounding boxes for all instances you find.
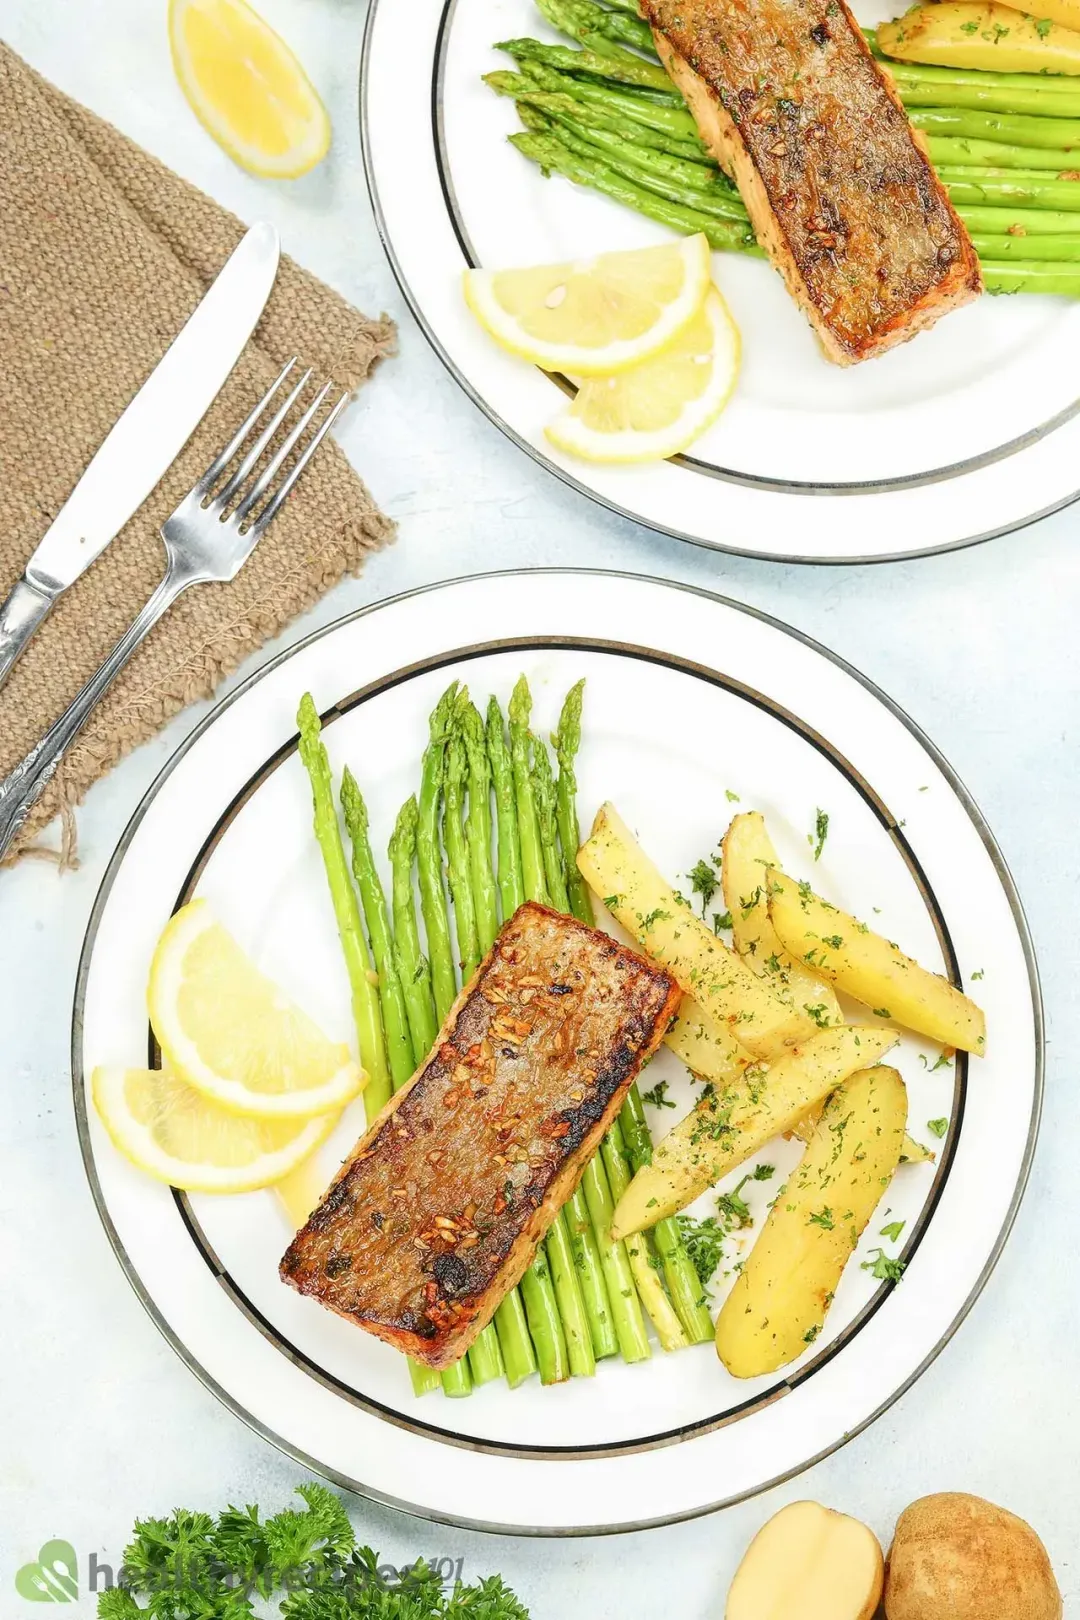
[803,1323,821,1344]
[927,1117,949,1139]
[862,1248,907,1283]
[880,1220,906,1243]
[918,1052,953,1072]
[725,788,741,802]
[688,856,719,917]
[713,909,733,934]
[809,808,829,861]
[642,907,671,929]
[872,1007,892,1020]
[642,1079,676,1110]
[676,1214,726,1286]
[1036,16,1053,35]
[808,1207,835,1230]
[971,968,984,980]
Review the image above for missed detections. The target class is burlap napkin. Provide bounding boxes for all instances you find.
[0,42,396,864]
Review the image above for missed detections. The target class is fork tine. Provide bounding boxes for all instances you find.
[252,390,351,533]
[234,379,333,525]
[213,366,313,510]
[199,359,297,491]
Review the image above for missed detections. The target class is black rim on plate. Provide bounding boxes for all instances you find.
[71,569,1044,1534]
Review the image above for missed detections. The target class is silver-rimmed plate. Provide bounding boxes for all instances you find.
[74,571,1041,1532]
[361,0,1080,562]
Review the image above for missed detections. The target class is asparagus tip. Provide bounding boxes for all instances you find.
[340,766,368,832]
[508,673,533,727]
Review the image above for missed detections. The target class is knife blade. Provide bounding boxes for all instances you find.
[0,221,280,691]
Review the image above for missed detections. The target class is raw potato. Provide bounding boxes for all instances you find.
[666,999,755,1086]
[722,813,843,1027]
[611,1024,897,1236]
[885,1493,1062,1620]
[715,1065,908,1377]
[577,803,812,1058]
[767,868,986,1055]
[878,2,1080,76]
[727,1500,884,1620]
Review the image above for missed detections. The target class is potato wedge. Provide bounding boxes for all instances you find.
[666,999,755,1087]
[790,1105,932,1169]
[727,1501,884,1620]
[578,804,811,1058]
[767,869,986,1055]
[878,2,1080,75]
[715,1064,908,1378]
[611,1025,897,1237]
[722,812,843,1028]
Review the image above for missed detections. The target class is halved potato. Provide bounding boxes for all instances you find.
[666,999,755,1086]
[767,869,986,1055]
[611,1024,897,1237]
[578,803,811,1058]
[722,812,843,1027]
[715,1064,908,1377]
[726,1500,884,1620]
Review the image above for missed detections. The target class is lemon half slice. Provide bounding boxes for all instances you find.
[169,0,331,179]
[464,235,712,376]
[546,286,740,463]
[92,1067,338,1194]
[148,900,364,1119]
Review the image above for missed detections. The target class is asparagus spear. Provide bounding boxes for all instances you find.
[960,205,1080,235]
[600,1120,688,1351]
[510,130,762,256]
[912,105,1080,151]
[499,36,680,95]
[941,171,1080,211]
[531,735,572,913]
[927,135,1080,172]
[971,232,1080,259]
[460,698,500,956]
[882,57,1080,98]
[297,695,392,1117]
[417,684,460,1023]
[513,59,703,143]
[443,707,482,983]
[516,103,751,223]
[552,681,597,929]
[983,261,1080,294]
[580,1145,652,1363]
[518,1247,570,1385]
[539,0,656,56]
[531,100,744,201]
[388,799,439,1062]
[487,695,526,920]
[341,769,414,1092]
[897,80,1080,119]
[484,74,714,163]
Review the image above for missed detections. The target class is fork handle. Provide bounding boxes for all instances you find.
[0,570,183,862]
[0,577,59,694]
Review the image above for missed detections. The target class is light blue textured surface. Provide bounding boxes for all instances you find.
[2,1,1077,1608]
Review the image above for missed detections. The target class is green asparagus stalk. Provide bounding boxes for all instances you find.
[534,101,743,201]
[600,0,649,13]
[927,135,1080,172]
[417,684,460,1023]
[544,1207,597,1377]
[516,104,750,222]
[619,1088,714,1343]
[297,695,392,1117]
[941,171,1080,211]
[600,1121,688,1352]
[388,799,439,1063]
[507,676,550,909]
[897,80,1080,119]
[341,769,414,1092]
[518,1248,570,1385]
[443,708,482,984]
[911,105,1080,152]
[971,232,1080,259]
[539,0,656,56]
[487,696,526,920]
[983,261,1080,294]
[484,74,714,163]
[510,130,762,256]
[882,58,1080,97]
[551,681,596,929]
[580,1147,652,1362]
[531,735,572,913]
[499,36,679,95]
[960,206,1080,235]
[459,698,500,956]
[513,59,704,144]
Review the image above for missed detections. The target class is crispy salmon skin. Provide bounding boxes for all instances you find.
[280,902,680,1368]
[645,0,981,362]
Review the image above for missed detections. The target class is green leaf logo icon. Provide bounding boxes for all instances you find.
[15,1542,78,1603]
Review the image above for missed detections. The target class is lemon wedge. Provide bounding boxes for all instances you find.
[92,1066,338,1194]
[168,0,331,179]
[545,286,740,463]
[463,235,712,376]
[148,900,364,1119]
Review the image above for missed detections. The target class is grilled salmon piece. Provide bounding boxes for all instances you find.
[644,0,981,363]
[280,902,680,1369]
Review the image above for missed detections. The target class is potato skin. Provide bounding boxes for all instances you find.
[885,1494,1062,1620]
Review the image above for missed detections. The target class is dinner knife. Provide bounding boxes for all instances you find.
[0,221,281,692]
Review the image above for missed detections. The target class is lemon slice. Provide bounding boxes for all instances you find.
[168,0,331,179]
[463,235,712,376]
[148,900,364,1119]
[92,1066,338,1194]
[545,286,740,463]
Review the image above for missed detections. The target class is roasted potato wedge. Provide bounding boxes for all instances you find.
[716,1064,908,1377]
[767,869,986,1055]
[791,1103,932,1168]
[666,999,755,1086]
[578,803,811,1058]
[722,812,843,1028]
[878,2,1080,75]
[611,1025,897,1237]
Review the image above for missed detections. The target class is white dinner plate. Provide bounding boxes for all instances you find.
[361,0,1080,561]
[74,572,1041,1532]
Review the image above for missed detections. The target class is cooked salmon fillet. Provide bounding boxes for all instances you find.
[644,0,981,363]
[280,902,680,1369]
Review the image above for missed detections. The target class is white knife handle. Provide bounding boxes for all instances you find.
[0,577,57,693]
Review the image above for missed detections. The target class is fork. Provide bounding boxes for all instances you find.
[0,360,349,863]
